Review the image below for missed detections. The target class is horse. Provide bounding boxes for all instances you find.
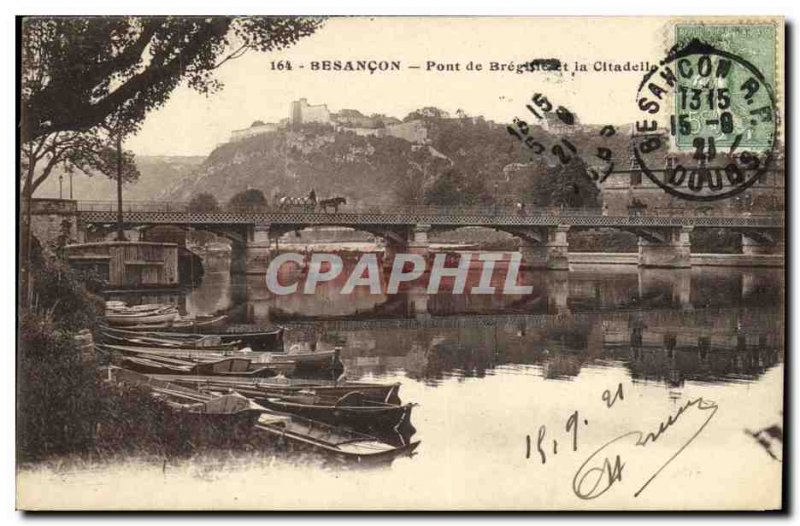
[318,196,347,213]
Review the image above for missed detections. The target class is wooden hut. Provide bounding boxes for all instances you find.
[65,241,179,288]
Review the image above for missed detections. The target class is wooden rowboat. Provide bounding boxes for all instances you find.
[150,375,402,405]
[255,391,415,437]
[255,413,419,464]
[102,323,284,352]
[104,366,277,432]
[106,303,169,314]
[101,331,241,350]
[99,344,342,379]
[117,314,227,331]
[114,354,290,378]
[103,367,418,463]
[105,308,180,326]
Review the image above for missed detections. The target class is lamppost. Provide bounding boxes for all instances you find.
[58,174,63,199]
[115,132,126,241]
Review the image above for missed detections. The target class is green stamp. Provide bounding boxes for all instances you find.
[673,24,777,150]
[632,25,777,201]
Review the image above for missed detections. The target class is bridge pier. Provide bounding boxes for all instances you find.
[412,293,430,318]
[639,268,692,308]
[382,225,429,268]
[638,226,692,268]
[519,225,570,270]
[230,224,271,275]
[408,224,431,258]
[547,273,571,313]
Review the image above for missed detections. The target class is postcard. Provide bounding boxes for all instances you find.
[17,15,785,510]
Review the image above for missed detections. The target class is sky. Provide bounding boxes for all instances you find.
[125,17,680,157]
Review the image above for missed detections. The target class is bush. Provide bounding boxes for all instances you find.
[18,311,258,463]
[17,312,101,461]
[227,188,268,210]
[19,237,261,464]
[28,241,103,332]
[93,382,260,459]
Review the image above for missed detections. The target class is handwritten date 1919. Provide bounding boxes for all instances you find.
[526,411,588,464]
[524,383,622,463]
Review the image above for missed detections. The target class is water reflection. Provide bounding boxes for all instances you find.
[109,258,784,388]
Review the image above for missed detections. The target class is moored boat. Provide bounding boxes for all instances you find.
[101,331,241,350]
[255,391,415,437]
[254,413,419,464]
[106,303,169,314]
[118,314,228,331]
[105,307,180,326]
[104,366,276,432]
[98,343,342,379]
[111,353,291,378]
[103,323,284,352]
[102,366,418,464]
[150,374,402,405]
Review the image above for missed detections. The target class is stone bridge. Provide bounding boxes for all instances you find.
[72,201,783,273]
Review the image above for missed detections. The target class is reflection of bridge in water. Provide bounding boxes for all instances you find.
[74,201,784,272]
[106,263,783,387]
[323,305,783,388]
[280,306,778,333]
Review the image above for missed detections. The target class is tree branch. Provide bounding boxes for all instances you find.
[24,19,232,140]
[205,43,250,71]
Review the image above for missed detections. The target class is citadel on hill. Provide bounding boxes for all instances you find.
[230,98,432,144]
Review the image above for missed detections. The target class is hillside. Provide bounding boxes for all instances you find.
[31,114,627,211]
[165,125,433,206]
[161,114,629,209]
[34,156,205,202]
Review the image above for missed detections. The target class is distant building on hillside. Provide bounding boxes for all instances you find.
[230,120,279,142]
[290,98,332,125]
[385,120,428,143]
[333,109,379,129]
[542,111,580,136]
[229,99,432,144]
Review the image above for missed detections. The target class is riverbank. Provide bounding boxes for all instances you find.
[273,242,785,268]
[570,252,785,267]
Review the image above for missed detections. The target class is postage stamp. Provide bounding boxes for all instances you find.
[632,24,779,200]
[16,16,785,511]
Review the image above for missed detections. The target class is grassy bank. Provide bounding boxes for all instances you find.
[17,240,271,465]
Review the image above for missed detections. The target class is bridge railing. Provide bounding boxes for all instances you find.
[75,200,783,220]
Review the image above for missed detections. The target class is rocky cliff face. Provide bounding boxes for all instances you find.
[164,125,443,206]
[162,116,553,207]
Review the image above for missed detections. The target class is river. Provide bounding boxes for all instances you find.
[18,258,785,510]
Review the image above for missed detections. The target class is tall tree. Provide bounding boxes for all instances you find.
[19,16,323,305]
[19,124,139,302]
[528,158,600,209]
[228,189,268,210]
[20,17,324,142]
[424,169,489,206]
[188,193,220,213]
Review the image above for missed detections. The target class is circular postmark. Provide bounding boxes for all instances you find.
[632,39,777,201]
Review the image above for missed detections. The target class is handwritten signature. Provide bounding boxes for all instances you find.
[572,396,719,500]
